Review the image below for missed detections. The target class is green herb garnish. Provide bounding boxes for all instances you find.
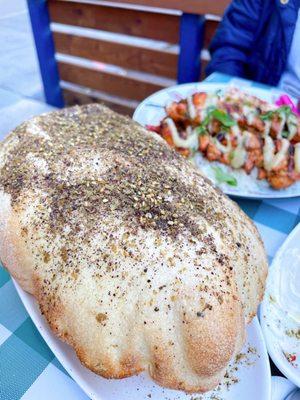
[211,109,236,127]
[260,111,274,121]
[260,105,293,121]
[278,105,293,115]
[195,107,236,135]
[212,166,238,186]
[195,113,211,135]
[216,89,223,98]
[281,131,289,138]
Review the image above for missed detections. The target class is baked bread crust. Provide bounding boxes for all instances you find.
[0,105,267,392]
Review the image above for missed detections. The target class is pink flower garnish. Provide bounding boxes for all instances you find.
[275,94,300,116]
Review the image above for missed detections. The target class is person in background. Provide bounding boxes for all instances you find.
[206,0,300,101]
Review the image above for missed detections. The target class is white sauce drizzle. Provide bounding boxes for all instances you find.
[213,134,232,154]
[230,130,249,168]
[263,136,275,171]
[205,93,218,107]
[187,96,196,120]
[277,113,287,138]
[231,125,241,136]
[287,114,298,140]
[199,109,207,121]
[242,105,257,125]
[232,112,240,121]
[231,147,247,169]
[263,120,289,171]
[263,120,272,137]
[165,118,198,149]
[270,139,289,170]
[295,143,300,173]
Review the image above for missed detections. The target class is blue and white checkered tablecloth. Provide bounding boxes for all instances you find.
[0,73,299,400]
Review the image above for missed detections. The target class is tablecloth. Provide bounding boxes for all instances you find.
[0,72,299,400]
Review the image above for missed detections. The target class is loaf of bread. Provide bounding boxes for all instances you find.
[0,104,267,392]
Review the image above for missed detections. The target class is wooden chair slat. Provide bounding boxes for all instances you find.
[58,62,169,101]
[57,0,229,16]
[53,32,178,79]
[200,59,209,79]
[63,88,135,115]
[203,19,219,49]
[49,0,180,43]
[28,1,228,111]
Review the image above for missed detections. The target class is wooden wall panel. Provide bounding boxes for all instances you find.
[200,59,209,80]
[49,0,180,43]
[53,32,178,78]
[94,0,230,16]
[58,62,168,101]
[204,19,219,49]
[104,0,231,15]
[49,0,227,108]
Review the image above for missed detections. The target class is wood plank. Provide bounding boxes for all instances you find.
[204,19,219,49]
[49,0,180,43]
[87,0,230,16]
[53,32,178,79]
[63,88,134,115]
[200,59,209,80]
[58,62,168,101]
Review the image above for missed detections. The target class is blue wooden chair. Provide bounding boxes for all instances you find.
[27,0,229,114]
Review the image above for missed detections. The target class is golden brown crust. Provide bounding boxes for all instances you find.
[0,104,268,393]
[0,193,35,294]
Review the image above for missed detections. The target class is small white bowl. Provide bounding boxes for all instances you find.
[261,223,300,388]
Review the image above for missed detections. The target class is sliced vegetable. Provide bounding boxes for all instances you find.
[212,166,238,186]
[146,124,161,133]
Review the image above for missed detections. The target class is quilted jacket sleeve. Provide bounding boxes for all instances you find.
[206,0,264,78]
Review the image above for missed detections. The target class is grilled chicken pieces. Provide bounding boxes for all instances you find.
[149,89,300,189]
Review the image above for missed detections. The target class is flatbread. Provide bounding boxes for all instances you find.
[0,104,267,392]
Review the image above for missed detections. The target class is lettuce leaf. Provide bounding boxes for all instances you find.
[212,166,238,187]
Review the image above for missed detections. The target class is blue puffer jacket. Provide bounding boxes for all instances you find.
[206,0,300,86]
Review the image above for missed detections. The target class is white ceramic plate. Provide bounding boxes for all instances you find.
[133,82,300,199]
[261,223,300,388]
[13,280,271,400]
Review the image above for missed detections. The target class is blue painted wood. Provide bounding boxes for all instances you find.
[27,0,64,107]
[177,13,205,84]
